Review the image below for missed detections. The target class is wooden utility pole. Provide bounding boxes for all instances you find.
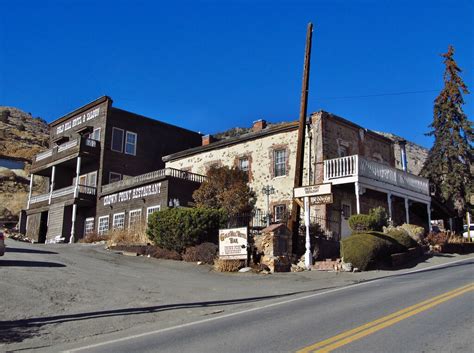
[289,23,313,255]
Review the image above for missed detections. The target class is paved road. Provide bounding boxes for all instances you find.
[64,257,474,353]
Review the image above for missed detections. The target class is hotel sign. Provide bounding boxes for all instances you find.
[219,227,248,260]
[294,183,332,198]
[55,106,101,135]
[103,183,161,206]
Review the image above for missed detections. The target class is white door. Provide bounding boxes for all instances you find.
[340,202,352,238]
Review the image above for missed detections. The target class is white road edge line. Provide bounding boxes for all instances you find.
[65,256,474,352]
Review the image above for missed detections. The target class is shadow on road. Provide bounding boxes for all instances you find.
[5,247,58,255]
[0,286,337,344]
[0,260,66,268]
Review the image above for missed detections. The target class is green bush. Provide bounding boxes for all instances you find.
[400,223,425,243]
[341,232,408,271]
[369,207,388,231]
[147,207,227,253]
[348,214,376,233]
[383,228,417,249]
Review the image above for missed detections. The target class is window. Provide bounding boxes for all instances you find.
[274,204,287,222]
[98,216,109,235]
[89,128,101,141]
[111,127,124,152]
[273,149,287,177]
[342,203,351,220]
[87,171,97,187]
[109,172,122,183]
[129,209,142,228]
[84,217,94,235]
[238,157,249,173]
[147,205,161,222]
[113,213,125,230]
[125,131,137,156]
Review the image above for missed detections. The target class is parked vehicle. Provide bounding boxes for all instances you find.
[0,231,5,256]
[463,224,474,239]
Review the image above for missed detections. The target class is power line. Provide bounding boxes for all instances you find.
[315,89,439,101]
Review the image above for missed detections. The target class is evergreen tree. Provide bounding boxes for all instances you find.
[421,45,473,217]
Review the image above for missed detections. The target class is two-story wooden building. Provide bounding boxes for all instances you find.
[24,96,202,243]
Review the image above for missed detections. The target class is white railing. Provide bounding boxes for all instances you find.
[78,184,97,195]
[57,138,78,153]
[35,150,53,162]
[51,185,76,198]
[29,193,50,204]
[324,155,429,195]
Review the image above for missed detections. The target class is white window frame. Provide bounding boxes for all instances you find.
[238,157,249,173]
[84,217,95,235]
[111,127,124,153]
[113,212,125,230]
[273,149,287,177]
[129,208,142,228]
[125,131,137,156]
[97,216,109,235]
[109,172,122,183]
[87,171,97,187]
[274,204,286,222]
[90,127,101,141]
[147,205,161,222]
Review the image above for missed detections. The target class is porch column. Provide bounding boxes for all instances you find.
[69,204,77,244]
[355,182,361,214]
[48,165,56,205]
[27,174,34,210]
[74,157,81,197]
[404,198,410,224]
[387,192,393,224]
[426,202,432,232]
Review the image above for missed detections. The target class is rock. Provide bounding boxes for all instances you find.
[121,251,138,257]
[197,261,203,265]
[238,267,252,273]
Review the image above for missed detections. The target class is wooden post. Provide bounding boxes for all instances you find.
[289,23,313,254]
[27,174,34,210]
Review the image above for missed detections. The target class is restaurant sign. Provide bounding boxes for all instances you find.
[218,227,248,260]
[103,183,161,205]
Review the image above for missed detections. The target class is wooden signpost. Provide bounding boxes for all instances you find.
[293,183,333,269]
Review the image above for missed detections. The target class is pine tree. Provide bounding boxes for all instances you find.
[421,45,473,217]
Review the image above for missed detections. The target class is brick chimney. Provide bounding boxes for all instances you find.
[202,134,216,146]
[252,119,267,132]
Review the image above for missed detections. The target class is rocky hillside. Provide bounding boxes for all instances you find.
[0,107,49,221]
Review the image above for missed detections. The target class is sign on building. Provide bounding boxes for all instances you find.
[218,227,248,260]
[311,194,333,205]
[294,183,332,198]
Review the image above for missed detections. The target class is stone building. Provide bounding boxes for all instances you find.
[164,111,432,239]
[24,96,203,243]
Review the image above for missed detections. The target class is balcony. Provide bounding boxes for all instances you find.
[323,155,430,200]
[31,137,100,174]
[29,184,97,208]
[101,167,206,195]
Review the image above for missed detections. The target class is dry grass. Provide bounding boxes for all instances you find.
[107,225,150,246]
[80,232,110,243]
[213,258,244,272]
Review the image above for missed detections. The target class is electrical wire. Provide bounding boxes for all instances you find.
[316,89,439,101]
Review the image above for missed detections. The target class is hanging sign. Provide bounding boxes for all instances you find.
[218,227,248,260]
[294,183,332,198]
[311,194,333,205]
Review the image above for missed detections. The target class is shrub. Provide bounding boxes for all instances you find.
[348,214,376,233]
[146,246,182,260]
[80,232,110,243]
[369,207,388,231]
[426,231,451,246]
[107,226,150,247]
[147,207,227,253]
[213,258,244,272]
[383,228,417,249]
[341,232,406,271]
[400,224,425,243]
[182,242,218,264]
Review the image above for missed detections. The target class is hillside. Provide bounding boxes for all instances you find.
[0,107,49,221]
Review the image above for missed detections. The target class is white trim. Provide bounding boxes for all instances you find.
[111,127,124,153]
[112,212,125,230]
[128,208,142,227]
[125,131,137,156]
[84,217,95,236]
[146,205,161,221]
[97,215,109,235]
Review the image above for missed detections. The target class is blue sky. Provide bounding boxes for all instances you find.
[1,0,472,148]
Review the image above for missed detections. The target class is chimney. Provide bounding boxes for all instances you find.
[398,139,408,172]
[252,119,267,132]
[202,134,216,146]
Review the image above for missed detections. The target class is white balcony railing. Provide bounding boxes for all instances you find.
[324,155,429,195]
[29,185,97,205]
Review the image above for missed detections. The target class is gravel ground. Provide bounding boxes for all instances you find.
[1,238,472,352]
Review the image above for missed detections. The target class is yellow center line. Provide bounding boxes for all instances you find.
[296,283,474,353]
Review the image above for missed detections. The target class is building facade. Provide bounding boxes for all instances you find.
[164,111,432,239]
[24,96,202,243]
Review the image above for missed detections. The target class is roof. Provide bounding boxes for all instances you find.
[163,121,299,162]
